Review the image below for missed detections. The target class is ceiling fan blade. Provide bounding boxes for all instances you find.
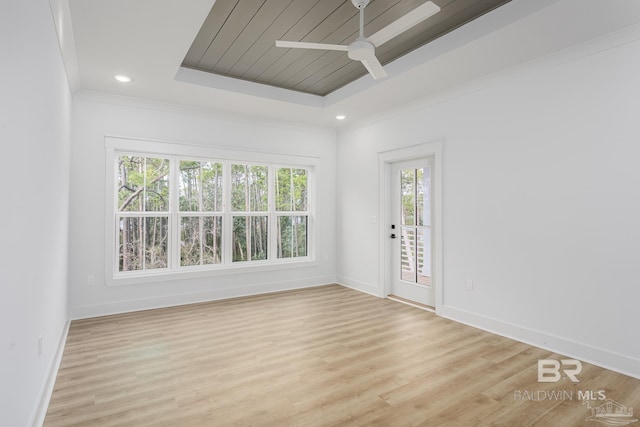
[367,1,441,47]
[360,55,388,80]
[275,40,349,51]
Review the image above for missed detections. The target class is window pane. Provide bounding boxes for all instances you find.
[401,227,416,282]
[401,169,415,226]
[293,169,308,211]
[251,216,268,260]
[278,216,307,258]
[276,168,307,212]
[119,216,143,271]
[118,156,144,212]
[180,216,201,266]
[203,216,222,264]
[180,161,223,212]
[144,158,170,212]
[144,217,168,269]
[179,161,201,212]
[202,162,223,212]
[231,164,268,212]
[232,216,248,262]
[417,166,431,227]
[276,168,292,211]
[417,228,431,286]
[232,216,268,262]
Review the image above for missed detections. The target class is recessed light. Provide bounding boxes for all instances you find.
[336,115,346,120]
[114,74,132,83]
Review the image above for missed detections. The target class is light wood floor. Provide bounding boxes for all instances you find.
[45,285,639,426]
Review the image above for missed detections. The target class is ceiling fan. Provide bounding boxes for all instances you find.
[275,0,441,80]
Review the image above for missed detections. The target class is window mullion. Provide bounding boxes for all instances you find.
[199,215,204,266]
[223,161,232,265]
[268,165,276,261]
[198,163,203,266]
[170,157,179,270]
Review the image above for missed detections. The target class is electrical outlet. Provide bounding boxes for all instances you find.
[88,275,95,286]
[466,279,474,291]
[38,336,43,357]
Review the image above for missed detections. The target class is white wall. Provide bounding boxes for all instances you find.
[337,9,640,376]
[0,1,72,425]
[68,95,337,318]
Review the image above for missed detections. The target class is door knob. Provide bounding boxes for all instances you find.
[390,233,396,239]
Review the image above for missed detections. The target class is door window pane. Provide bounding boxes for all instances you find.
[417,228,431,286]
[401,227,416,282]
[417,166,431,227]
[401,169,415,226]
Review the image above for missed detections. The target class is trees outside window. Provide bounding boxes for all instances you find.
[276,168,308,259]
[179,161,223,267]
[117,156,170,272]
[114,153,311,277]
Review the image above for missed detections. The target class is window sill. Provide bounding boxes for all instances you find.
[106,258,317,287]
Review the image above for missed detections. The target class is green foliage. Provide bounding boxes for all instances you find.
[118,156,169,212]
[117,157,310,270]
[231,164,268,212]
[277,216,307,258]
[179,161,223,212]
[276,168,307,211]
[117,156,170,272]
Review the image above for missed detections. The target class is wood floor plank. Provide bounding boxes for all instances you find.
[44,285,640,426]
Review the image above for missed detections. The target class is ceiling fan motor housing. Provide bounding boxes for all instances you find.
[348,39,375,61]
[351,0,370,9]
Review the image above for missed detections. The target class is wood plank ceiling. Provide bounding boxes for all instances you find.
[182,0,512,96]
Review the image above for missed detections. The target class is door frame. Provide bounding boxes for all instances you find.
[378,140,443,312]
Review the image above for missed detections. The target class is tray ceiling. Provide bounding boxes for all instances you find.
[182,0,512,96]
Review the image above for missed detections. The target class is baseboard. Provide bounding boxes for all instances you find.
[71,276,336,319]
[439,305,640,380]
[336,276,383,298]
[29,320,70,427]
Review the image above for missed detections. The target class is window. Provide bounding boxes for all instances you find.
[276,167,308,259]
[107,139,315,284]
[117,156,170,272]
[231,164,269,262]
[179,160,223,267]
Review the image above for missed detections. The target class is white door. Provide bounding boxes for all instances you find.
[390,158,435,307]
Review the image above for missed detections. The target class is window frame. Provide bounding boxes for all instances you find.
[105,136,317,287]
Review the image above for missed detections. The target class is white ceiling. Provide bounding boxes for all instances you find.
[53,0,640,129]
